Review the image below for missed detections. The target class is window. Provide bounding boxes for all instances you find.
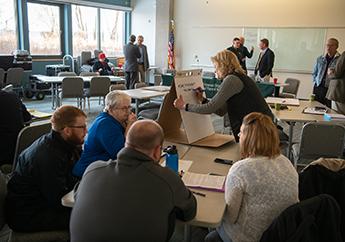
[100,9,124,57]
[72,5,97,57]
[0,0,18,54]
[27,2,61,55]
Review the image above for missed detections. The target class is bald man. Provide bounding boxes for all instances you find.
[70,120,196,242]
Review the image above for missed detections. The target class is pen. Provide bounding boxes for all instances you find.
[192,191,206,197]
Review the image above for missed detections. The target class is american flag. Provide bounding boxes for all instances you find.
[168,29,175,69]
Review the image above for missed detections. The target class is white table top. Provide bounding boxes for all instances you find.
[33,74,124,83]
[62,140,240,228]
[271,100,339,123]
[121,88,168,99]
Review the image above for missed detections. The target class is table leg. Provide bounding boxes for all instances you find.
[135,99,139,115]
[51,83,57,110]
[288,122,295,162]
[184,224,192,242]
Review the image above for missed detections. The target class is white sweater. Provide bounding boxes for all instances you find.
[222,155,299,242]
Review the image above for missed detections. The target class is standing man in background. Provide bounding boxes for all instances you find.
[124,35,141,89]
[239,36,254,73]
[254,38,275,82]
[227,38,245,71]
[312,38,340,108]
[137,35,150,84]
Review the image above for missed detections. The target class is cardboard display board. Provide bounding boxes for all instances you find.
[157,69,234,147]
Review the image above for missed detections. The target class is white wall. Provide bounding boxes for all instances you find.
[131,0,156,65]
[173,0,345,98]
[131,0,171,68]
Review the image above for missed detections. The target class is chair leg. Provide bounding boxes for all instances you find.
[88,98,90,113]
[99,97,101,105]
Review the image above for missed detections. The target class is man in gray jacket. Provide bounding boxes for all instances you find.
[70,120,197,242]
[327,51,345,114]
[123,35,141,89]
[137,35,150,84]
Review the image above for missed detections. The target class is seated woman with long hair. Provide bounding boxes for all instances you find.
[205,112,298,242]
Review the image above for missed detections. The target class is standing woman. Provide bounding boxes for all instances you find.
[173,50,273,142]
[205,112,298,242]
[327,51,345,114]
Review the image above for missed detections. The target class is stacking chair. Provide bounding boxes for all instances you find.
[292,122,345,166]
[57,72,77,77]
[6,68,24,97]
[109,84,126,92]
[161,74,174,86]
[134,83,161,112]
[58,77,85,109]
[85,76,111,112]
[12,122,51,172]
[0,68,5,88]
[138,92,167,120]
[280,78,300,98]
[0,172,69,242]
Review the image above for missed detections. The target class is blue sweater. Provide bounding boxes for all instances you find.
[73,112,125,177]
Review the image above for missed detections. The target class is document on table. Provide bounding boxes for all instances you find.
[303,107,328,115]
[28,109,52,118]
[161,159,193,173]
[266,97,300,106]
[182,172,226,191]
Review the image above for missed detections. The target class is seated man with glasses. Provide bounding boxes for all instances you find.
[6,105,87,232]
[73,91,136,178]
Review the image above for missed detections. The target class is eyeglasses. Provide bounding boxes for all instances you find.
[68,125,87,129]
[115,106,132,111]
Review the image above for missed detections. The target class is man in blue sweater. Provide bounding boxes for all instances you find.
[73,91,136,177]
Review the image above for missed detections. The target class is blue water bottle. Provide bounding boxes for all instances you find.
[165,145,179,173]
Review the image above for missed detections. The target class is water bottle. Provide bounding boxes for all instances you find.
[165,145,179,173]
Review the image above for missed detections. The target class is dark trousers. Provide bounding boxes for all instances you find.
[313,84,331,108]
[7,207,71,232]
[125,71,138,89]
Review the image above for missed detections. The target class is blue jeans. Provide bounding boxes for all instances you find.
[205,226,232,242]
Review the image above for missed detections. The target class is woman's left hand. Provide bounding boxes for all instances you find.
[173,95,186,110]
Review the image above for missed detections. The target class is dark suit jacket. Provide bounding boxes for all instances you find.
[255,48,275,78]
[137,44,150,71]
[0,90,31,165]
[123,42,141,72]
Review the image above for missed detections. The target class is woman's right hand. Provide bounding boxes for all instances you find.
[173,95,186,110]
[194,87,204,103]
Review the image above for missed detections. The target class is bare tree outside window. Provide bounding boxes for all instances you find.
[0,0,18,54]
[100,9,124,57]
[72,5,97,57]
[27,3,61,55]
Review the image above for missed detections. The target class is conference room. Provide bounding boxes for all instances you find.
[1,0,345,241]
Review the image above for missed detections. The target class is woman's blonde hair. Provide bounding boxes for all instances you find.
[240,112,280,159]
[211,50,245,79]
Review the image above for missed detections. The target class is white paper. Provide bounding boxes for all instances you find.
[303,107,327,115]
[266,97,300,106]
[174,70,215,143]
[161,159,193,173]
[181,172,226,190]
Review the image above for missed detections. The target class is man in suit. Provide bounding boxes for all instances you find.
[123,35,141,89]
[254,38,275,82]
[137,35,150,84]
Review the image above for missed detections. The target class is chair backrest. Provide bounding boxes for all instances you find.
[58,72,77,77]
[6,67,24,86]
[282,78,300,96]
[297,122,345,165]
[260,194,342,242]
[202,71,215,78]
[80,51,92,65]
[0,68,4,87]
[0,172,7,230]
[94,49,103,58]
[61,77,84,98]
[12,122,51,171]
[134,83,147,89]
[109,84,126,92]
[79,71,99,77]
[89,77,111,97]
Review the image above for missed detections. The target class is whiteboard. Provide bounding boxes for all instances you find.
[243,28,327,73]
